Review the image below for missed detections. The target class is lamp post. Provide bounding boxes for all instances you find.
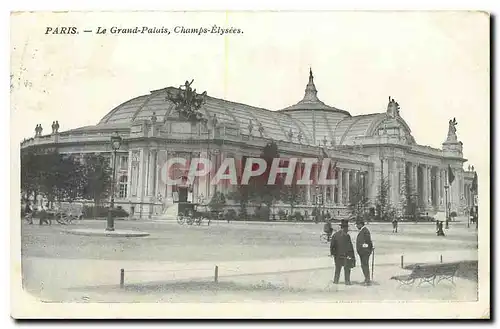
[106,132,122,232]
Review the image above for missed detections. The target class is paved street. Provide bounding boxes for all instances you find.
[20,219,478,302]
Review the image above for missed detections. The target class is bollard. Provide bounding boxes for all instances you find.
[120,269,125,289]
[440,255,443,263]
[214,265,219,283]
[400,255,404,268]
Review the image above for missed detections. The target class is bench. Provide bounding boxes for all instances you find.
[391,262,460,287]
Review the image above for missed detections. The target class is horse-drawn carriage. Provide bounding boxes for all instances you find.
[52,202,83,225]
[176,202,210,226]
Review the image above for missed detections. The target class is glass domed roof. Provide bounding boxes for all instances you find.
[96,71,407,146]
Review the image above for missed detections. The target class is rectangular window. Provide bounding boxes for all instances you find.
[121,156,128,170]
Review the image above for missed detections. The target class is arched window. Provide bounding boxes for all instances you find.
[119,175,128,198]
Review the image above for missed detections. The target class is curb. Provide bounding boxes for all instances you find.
[63,229,150,237]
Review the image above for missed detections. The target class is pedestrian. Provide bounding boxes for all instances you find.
[355,219,374,285]
[436,220,445,236]
[24,201,33,225]
[330,220,355,285]
[392,218,398,233]
[323,219,333,242]
[39,202,51,226]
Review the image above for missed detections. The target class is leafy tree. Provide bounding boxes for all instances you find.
[208,191,226,213]
[258,141,282,209]
[403,170,419,221]
[81,154,112,218]
[53,155,86,202]
[281,181,303,216]
[374,177,396,221]
[348,181,371,221]
[21,147,42,202]
[231,142,283,215]
[20,149,86,206]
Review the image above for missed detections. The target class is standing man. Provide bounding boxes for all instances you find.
[355,219,374,285]
[330,220,355,285]
[323,219,334,242]
[392,218,398,233]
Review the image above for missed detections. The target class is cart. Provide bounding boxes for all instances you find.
[176,202,209,226]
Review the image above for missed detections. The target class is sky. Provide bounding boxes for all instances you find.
[11,11,489,177]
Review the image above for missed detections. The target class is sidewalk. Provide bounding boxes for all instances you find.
[23,247,478,303]
[23,248,477,299]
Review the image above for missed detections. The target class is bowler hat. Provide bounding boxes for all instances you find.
[339,220,349,228]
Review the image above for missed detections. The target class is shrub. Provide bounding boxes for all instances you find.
[450,211,458,218]
[292,211,303,221]
[277,209,286,220]
[208,192,226,212]
[254,206,270,221]
[225,209,237,221]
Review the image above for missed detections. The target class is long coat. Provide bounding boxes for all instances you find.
[330,230,355,259]
[356,226,373,256]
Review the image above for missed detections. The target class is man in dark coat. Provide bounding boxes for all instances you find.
[330,220,355,285]
[355,220,374,285]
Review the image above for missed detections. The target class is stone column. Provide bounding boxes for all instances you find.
[362,171,368,198]
[424,165,428,206]
[154,150,161,200]
[428,166,432,206]
[330,164,336,204]
[148,149,157,196]
[147,149,157,218]
[437,168,442,207]
[210,151,218,197]
[306,184,311,204]
[412,163,418,195]
[137,148,146,201]
[436,168,441,208]
[421,164,428,207]
[441,168,446,208]
[368,165,376,204]
[337,168,343,205]
[391,159,400,206]
[126,150,134,199]
[345,169,350,204]
[398,159,406,214]
[165,151,172,202]
[386,159,392,204]
[467,183,471,207]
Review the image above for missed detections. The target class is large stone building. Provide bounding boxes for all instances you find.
[20,70,478,219]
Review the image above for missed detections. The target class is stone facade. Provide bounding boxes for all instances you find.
[21,71,478,219]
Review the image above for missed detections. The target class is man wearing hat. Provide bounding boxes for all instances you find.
[355,219,374,285]
[330,219,355,285]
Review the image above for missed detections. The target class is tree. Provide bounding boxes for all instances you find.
[21,148,42,202]
[374,177,396,221]
[402,170,419,221]
[281,181,303,216]
[231,142,283,216]
[258,141,282,209]
[53,155,86,202]
[228,156,259,218]
[348,181,371,221]
[81,154,112,218]
[208,191,226,213]
[21,148,85,206]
